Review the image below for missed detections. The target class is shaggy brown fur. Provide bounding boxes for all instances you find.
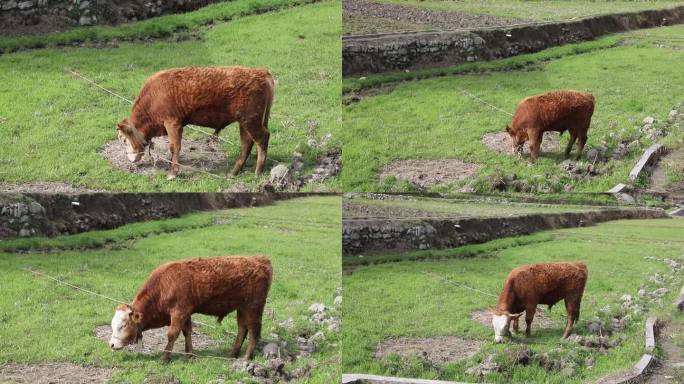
[506,90,595,162]
[116,66,275,178]
[116,255,272,362]
[492,261,588,338]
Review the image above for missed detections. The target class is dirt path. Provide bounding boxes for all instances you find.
[643,322,684,383]
[343,0,525,33]
[649,150,684,194]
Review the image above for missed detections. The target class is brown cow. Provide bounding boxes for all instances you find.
[489,261,588,343]
[505,90,595,162]
[116,66,275,179]
[109,256,272,362]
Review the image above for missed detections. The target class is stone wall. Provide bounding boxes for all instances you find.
[343,6,684,76]
[0,0,220,30]
[342,208,668,256]
[0,192,278,239]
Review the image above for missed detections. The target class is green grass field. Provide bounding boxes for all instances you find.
[343,217,684,383]
[342,25,684,193]
[0,195,341,383]
[0,0,341,192]
[376,0,683,22]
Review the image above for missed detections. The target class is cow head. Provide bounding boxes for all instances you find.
[109,304,144,350]
[116,119,148,162]
[488,307,523,343]
[505,125,526,155]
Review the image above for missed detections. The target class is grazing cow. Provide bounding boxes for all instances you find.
[505,90,595,162]
[489,261,588,343]
[116,66,275,179]
[109,256,272,362]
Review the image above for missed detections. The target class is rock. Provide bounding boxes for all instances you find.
[669,110,679,118]
[278,317,295,329]
[28,201,44,214]
[308,303,326,313]
[17,0,33,10]
[561,367,576,377]
[327,318,341,332]
[333,295,342,306]
[614,193,635,204]
[586,147,605,163]
[585,356,595,367]
[621,294,633,302]
[638,289,647,296]
[79,1,90,10]
[19,228,32,237]
[612,143,629,160]
[653,287,669,296]
[306,139,318,147]
[643,116,656,125]
[262,342,280,358]
[269,164,290,188]
[466,355,499,377]
[79,15,92,25]
[587,320,603,335]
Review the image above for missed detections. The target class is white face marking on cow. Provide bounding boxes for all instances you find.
[492,313,510,343]
[109,308,141,350]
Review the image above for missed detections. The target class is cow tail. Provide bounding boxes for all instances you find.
[262,75,275,130]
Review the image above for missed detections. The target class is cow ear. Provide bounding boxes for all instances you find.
[130,311,143,324]
[117,119,130,132]
[487,306,495,315]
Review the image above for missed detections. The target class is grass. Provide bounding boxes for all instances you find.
[0,0,319,53]
[342,217,684,383]
[0,195,341,383]
[0,1,341,192]
[375,0,684,22]
[341,25,684,193]
[346,195,610,217]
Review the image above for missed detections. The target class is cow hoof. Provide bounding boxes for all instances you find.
[166,174,177,180]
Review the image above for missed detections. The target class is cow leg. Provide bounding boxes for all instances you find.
[524,307,536,337]
[511,316,520,334]
[165,121,183,180]
[574,135,587,161]
[229,126,254,177]
[562,297,581,338]
[182,318,193,355]
[243,302,266,360]
[230,309,248,358]
[162,314,186,362]
[564,132,577,158]
[528,131,542,162]
[251,128,270,177]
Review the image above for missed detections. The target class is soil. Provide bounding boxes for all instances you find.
[343,0,525,35]
[101,136,229,175]
[378,159,481,189]
[374,336,483,365]
[94,323,219,355]
[643,322,684,384]
[482,131,561,155]
[0,363,111,384]
[649,150,684,194]
[0,182,101,193]
[471,308,558,330]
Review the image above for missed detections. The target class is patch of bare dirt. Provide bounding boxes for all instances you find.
[482,131,561,155]
[101,136,229,175]
[375,336,483,365]
[343,0,526,34]
[0,15,73,38]
[0,363,111,384]
[643,322,684,384]
[471,308,557,329]
[379,159,481,188]
[0,182,101,193]
[94,323,218,354]
[649,150,684,194]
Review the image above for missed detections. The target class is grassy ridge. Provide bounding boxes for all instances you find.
[343,218,684,382]
[0,0,319,53]
[0,196,342,383]
[0,1,341,191]
[375,0,684,22]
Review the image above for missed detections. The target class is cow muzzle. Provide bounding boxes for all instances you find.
[109,338,125,350]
